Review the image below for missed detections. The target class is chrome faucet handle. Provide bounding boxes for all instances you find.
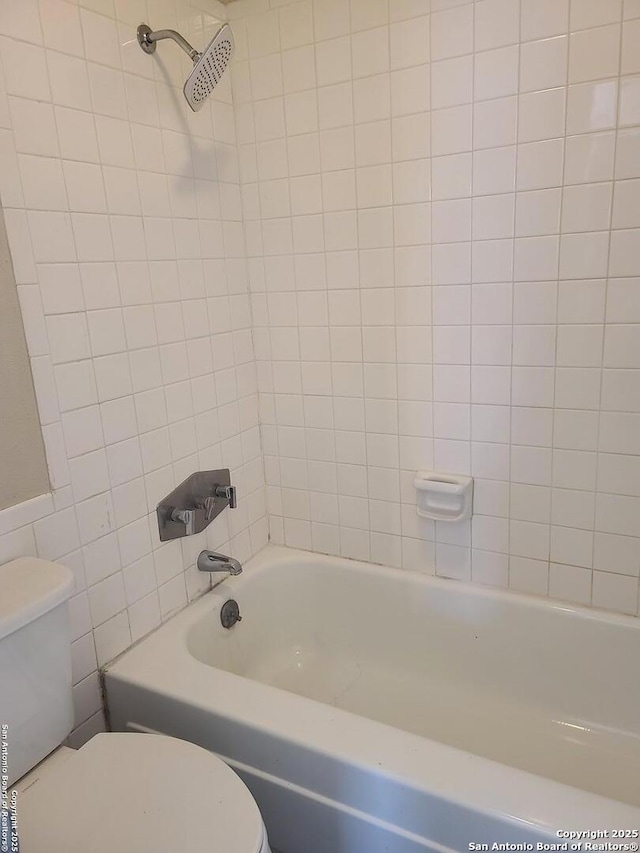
[214,484,237,509]
[170,508,195,535]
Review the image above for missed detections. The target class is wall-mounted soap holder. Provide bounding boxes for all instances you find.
[414,471,473,522]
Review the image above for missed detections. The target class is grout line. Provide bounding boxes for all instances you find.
[427,0,435,575]
[307,0,337,557]
[466,0,476,584]
[546,0,572,599]
[506,0,523,594]
[592,10,629,610]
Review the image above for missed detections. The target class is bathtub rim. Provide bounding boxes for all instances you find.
[105,544,640,836]
[242,546,640,629]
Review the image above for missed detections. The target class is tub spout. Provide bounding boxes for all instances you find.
[197,550,243,575]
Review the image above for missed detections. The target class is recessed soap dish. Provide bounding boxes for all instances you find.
[414,471,473,522]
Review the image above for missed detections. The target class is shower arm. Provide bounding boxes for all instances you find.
[137,24,201,62]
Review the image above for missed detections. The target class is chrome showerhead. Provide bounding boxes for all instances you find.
[184,24,234,111]
[137,22,235,112]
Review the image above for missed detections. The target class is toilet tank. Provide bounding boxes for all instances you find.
[0,557,75,785]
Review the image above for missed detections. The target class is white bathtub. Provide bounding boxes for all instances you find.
[105,546,640,853]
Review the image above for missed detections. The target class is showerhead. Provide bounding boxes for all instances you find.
[137,22,235,112]
[184,24,235,111]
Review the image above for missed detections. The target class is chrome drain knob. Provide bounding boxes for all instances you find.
[220,599,242,629]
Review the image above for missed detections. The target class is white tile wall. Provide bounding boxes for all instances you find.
[0,0,267,742]
[231,0,640,614]
[2,0,640,745]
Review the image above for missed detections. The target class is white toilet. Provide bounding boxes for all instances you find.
[1,556,272,853]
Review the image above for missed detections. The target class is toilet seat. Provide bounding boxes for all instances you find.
[17,732,268,853]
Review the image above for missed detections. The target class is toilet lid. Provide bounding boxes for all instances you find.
[18,733,266,853]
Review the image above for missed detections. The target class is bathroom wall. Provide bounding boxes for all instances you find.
[1,0,639,749]
[0,202,49,509]
[0,0,266,743]
[230,0,640,615]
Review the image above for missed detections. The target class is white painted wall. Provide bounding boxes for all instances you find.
[0,202,50,509]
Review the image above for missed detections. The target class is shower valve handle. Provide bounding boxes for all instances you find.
[214,484,237,509]
[170,508,195,536]
[204,496,216,522]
